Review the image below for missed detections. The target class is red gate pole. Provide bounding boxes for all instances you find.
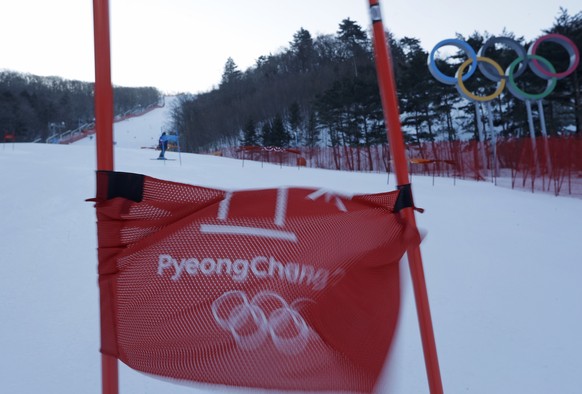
[93,0,117,393]
[93,0,114,172]
[367,1,444,393]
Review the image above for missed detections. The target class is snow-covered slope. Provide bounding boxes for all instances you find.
[73,96,178,150]
[1,100,581,394]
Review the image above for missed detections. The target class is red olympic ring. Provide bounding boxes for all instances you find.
[528,33,580,79]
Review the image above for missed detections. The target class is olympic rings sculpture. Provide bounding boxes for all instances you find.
[428,34,580,102]
[211,290,315,355]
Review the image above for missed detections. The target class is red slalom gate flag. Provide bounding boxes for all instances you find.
[93,171,418,393]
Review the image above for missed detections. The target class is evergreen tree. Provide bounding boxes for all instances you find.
[337,18,370,77]
[271,114,290,147]
[304,110,320,147]
[220,57,242,86]
[241,118,258,146]
[289,28,316,73]
[398,37,444,143]
[260,121,273,146]
[288,102,302,146]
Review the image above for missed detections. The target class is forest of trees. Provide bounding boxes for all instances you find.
[0,71,161,141]
[171,8,582,153]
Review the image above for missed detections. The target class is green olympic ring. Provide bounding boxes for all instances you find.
[428,34,579,102]
[506,55,557,101]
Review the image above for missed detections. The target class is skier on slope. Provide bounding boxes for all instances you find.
[158,132,169,159]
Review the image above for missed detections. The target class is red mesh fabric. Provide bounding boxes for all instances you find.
[94,172,411,393]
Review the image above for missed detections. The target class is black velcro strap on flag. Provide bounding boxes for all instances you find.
[96,171,145,202]
[394,183,414,213]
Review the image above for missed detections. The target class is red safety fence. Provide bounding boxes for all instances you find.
[216,136,582,197]
[3,132,16,142]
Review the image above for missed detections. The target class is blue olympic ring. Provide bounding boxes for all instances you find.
[428,34,580,101]
[428,39,478,85]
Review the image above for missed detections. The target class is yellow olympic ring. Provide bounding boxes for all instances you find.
[456,57,506,102]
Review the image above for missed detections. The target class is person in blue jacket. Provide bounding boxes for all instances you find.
[158,132,169,159]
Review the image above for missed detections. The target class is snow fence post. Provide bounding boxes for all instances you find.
[368,1,444,393]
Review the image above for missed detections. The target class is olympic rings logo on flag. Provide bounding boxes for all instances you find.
[428,34,580,102]
[211,290,316,355]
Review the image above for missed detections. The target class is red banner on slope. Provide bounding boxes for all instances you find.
[93,171,415,393]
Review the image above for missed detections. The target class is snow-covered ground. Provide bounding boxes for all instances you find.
[1,98,581,394]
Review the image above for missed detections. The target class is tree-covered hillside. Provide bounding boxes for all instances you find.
[0,71,161,142]
[171,9,582,153]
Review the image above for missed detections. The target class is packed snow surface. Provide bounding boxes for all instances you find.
[1,98,580,393]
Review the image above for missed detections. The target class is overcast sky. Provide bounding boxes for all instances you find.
[1,0,580,94]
